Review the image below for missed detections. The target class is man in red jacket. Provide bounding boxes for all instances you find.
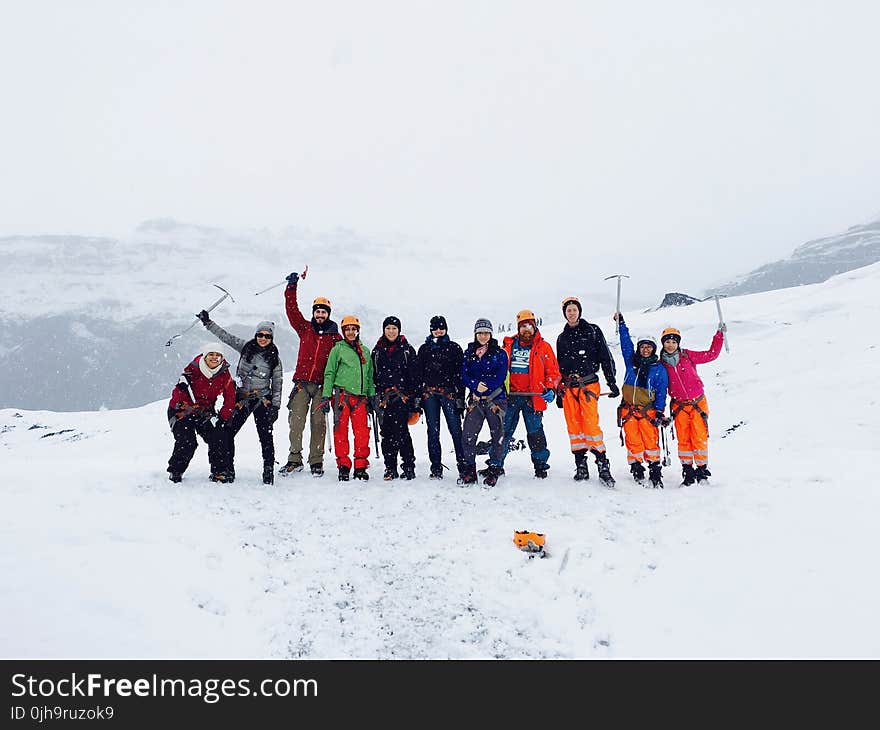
[500,310,561,479]
[280,270,341,477]
[166,345,236,483]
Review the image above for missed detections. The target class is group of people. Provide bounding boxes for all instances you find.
[165,271,726,489]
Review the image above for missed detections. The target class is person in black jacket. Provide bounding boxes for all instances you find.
[556,296,620,486]
[416,315,466,479]
[371,316,420,481]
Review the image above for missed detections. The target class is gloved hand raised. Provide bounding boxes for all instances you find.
[541,389,555,404]
[286,271,299,285]
[613,312,625,325]
[718,322,727,333]
[607,383,620,398]
[196,310,210,325]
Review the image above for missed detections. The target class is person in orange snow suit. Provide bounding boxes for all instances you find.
[319,315,376,482]
[659,323,725,485]
[614,313,668,488]
[556,297,619,487]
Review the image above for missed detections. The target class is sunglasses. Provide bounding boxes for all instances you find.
[256,332,273,339]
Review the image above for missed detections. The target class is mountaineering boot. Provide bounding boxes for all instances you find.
[594,452,615,487]
[482,464,503,487]
[630,461,646,484]
[278,461,304,476]
[648,460,663,489]
[210,471,233,484]
[169,472,182,483]
[310,463,324,477]
[456,464,478,485]
[695,465,711,484]
[479,465,505,478]
[338,466,350,482]
[263,463,274,485]
[401,464,416,480]
[353,467,369,481]
[573,449,590,481]
[534,463,548,479]
[383,467,399,481]
[429,464,444,480]
[681,464,696,486]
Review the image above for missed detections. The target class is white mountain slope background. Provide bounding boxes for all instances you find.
[2,263,878,659]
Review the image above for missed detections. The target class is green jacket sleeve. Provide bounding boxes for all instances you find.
[322,345,340,398]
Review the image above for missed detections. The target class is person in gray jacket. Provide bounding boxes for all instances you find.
[198,311,283,484]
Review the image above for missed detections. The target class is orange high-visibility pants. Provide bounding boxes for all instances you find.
[621,411,660,464]
[672,396,709,466]
[334,395,372,470]
[562,382,606,453]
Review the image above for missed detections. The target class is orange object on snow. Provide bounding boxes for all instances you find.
[514,530,546,550]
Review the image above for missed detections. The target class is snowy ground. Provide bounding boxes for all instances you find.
[3,264,879,658]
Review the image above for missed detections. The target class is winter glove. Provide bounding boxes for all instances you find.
[285,271,299,285]
[268,405,279,423]
[541,389,555,404]
[607,383,620,398]
[718,322,727,333]
[318,397,331,415]
[614,312,625,325]
[410,396,422,414]
[196,309,210,325]
[556,393,564,409]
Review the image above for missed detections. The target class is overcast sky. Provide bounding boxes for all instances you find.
[2,0,879,293]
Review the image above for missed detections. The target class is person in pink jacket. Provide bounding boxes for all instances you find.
[659,325,725,485]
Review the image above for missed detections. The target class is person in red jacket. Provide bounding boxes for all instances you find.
[281,270,341,477]
[659,325,725,485]
[499,310,561,478]
[166,344,236,483]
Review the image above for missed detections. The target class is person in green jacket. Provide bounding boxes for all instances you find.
[320,315,377,481]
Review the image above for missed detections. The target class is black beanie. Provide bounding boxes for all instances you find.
[430,315,447,331]
[383,315,402,331]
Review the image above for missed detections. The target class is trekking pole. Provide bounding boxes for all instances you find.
[661,425,671,466]
[325,411,332,454]
[713,295,730,353]
[370,407,380,457]
[604,274,630,335]
[255,265,308,296]
[165,284,235,347]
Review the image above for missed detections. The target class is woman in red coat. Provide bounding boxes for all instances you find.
[166,344,236,483]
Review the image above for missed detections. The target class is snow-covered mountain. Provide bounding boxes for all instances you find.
[705,215,880,297]
[2,219,605,411]
[4,262,879,658]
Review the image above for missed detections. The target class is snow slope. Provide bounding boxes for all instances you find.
[3,263,879,658]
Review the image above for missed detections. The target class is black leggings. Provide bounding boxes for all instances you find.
[379,398,415,470]
[227,400,276,468]
[168,416,231,475]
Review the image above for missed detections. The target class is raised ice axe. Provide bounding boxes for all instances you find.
[604,274,630,334]
[713,295,730,353]
[254,265,308,296]
[164,283,236,347]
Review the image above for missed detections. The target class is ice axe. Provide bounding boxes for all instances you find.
[255,265,308,296]
[165,284,236,347]
[604,274,629,335]
[713,295,730,353]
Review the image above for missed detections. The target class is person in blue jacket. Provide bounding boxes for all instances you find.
[459,319,509,487]
[614,312,669,488]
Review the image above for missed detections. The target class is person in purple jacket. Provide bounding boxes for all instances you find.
[458,319,509,487]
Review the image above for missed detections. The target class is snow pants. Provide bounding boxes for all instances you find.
[500,395,549,469]
[672,395,709,467]
[562,381,606,454]
[620,406,660,464]
[423,393,465,470]
[227,398,276,470]
[379,397,415,470]
[462,399,506,467]
[287,381,327,467]
[334,394,371,470]
[168,415,231,476]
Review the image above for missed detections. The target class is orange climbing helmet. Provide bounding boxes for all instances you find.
[661,327,681,344]
[516,309,537,326]
[312,296,332,313]
[341,315,361,330]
